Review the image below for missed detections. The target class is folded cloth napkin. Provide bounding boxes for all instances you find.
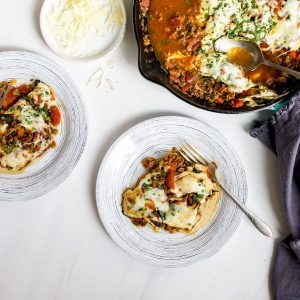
[250,92,300,300]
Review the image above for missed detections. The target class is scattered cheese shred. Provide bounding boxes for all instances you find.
[88,67,104,87]
[46,0,124,52]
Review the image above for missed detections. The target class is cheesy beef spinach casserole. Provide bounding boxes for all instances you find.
[122,149,220,234]
[141,0,300,108]
[0,80,61,173]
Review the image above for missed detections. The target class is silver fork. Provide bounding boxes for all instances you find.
[178,142,273,237]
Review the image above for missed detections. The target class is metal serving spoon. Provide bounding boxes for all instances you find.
[215,36,300,79]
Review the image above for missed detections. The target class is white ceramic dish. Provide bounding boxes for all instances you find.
[0,51,88,201]
[40,0,127,61]
[96,116,248,267]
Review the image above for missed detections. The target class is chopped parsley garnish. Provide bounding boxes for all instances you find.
[142,183,152,191]
[157,209,166,221]
[193,193,205,205]
[158,183,166,189]
[36,106,51,122]
[5,142,17,154]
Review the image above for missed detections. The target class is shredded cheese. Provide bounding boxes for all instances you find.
[46,0,124,52]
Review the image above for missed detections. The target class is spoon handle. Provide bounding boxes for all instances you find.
[263,59,300,80]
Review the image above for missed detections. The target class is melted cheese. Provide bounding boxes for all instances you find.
[18,106,46,132]
[129,173,169,213]
[165,203,198,230]
[123,164,219,231]
[193,0,286,94]
[28,83,52,108]
[265,0,300,51]
[199,55,254,92]
[0,82,60,172]
[5,148,30,170]
[0,124,8,135]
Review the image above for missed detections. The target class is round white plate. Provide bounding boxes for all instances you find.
[0,51,88,201]
[40,0,127,61]
[96,116,247,267]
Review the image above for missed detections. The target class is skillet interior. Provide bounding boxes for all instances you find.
[133,0,300,114]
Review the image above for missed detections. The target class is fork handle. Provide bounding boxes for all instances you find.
[218,182,273,237]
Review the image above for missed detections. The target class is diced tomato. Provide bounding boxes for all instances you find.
[289,51,298,60]
[50,88,55,101]
[17,127,24,137]
[185,72,195,84]
[35,145,41,151]
[169,74,180,83]
[260,41,269,49]
[166,171,175,189]
[216,97,224,104]
[140,0,149,8]
[231,99,244,108]
[274,6,281,13]
[18,84,30,95]
[166,163,176,189]
[169,162,177,172]
[2,88,19,109]
[187,56,196,65]
[181,83,191,93]
[169,16,185,29]
[50,106,61,126]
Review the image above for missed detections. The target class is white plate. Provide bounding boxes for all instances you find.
[40,0,127,61]
[96,116,247,267]
[0,51,88,201]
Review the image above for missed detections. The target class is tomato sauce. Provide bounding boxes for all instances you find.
[148,0,199,63]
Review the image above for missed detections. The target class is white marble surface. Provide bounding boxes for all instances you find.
[0,1,290,299]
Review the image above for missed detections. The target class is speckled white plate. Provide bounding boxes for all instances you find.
[96,116,247,267]
[40,0,127,61]
[0,51,88,201]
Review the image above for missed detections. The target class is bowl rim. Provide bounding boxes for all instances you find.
[133,0,300,114]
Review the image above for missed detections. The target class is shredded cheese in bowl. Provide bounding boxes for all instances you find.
[41,0,126,59]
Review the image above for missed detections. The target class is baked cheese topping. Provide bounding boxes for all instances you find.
[122,150,221,233]
[0,81,61,172]
[189,0,299,94]
[266,0,300,51]
[195,0,283,94]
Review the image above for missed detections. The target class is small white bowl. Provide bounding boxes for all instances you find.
[40,0,127,61]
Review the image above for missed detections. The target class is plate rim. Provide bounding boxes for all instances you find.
[96,115,248,267]
[0,50,88,201]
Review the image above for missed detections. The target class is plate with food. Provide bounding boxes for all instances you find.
[96,116,247,267]
[0,51,88,201]
[40,0,126,61]
[134,0,300,113]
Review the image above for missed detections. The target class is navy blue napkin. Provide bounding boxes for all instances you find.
[250,92,300,300]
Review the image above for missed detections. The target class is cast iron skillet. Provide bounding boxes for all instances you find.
[133,0,300,114]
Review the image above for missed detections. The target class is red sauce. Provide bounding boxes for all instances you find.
[148,0,200,63]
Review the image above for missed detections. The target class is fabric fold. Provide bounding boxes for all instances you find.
[250,91,300,300]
